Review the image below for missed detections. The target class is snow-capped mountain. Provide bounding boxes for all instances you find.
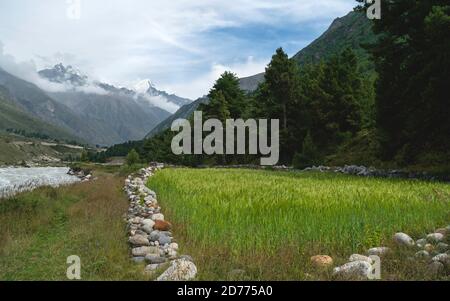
[34,63,195,145]
[133,79,192,108]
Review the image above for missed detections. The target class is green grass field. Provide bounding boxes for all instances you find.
[149,168,450,280]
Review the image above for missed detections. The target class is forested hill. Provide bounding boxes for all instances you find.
[239,10,376,92]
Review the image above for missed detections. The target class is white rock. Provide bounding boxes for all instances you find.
[393,232,415,247]
[427,233,444,243]
[152,213,165,221]
[416,239,427,248]
[169,243,179,251]
[432,253,449,266]
[333,261,372,279]
[349,254,373,264]
[157,259,197,281]
[132,246,160,257]
[368,247,391,256]
[141,224,154,234]
[142,219,155,228]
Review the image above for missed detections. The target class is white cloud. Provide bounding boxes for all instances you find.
[0,0,355,99]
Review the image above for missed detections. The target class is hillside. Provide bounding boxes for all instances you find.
[0,93,81,144]
[239,10,376,92]
[145,97,208,139]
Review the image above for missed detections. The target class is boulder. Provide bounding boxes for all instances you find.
[393,233,415,247]
[333,261,372,280]
[158,233,172,245]
[427,261,445,277]
[436,243,449,253]
[157,259,198,281]
[432,253,449,267]
[435,228,448,236]
[310,255,333,268]
[145,255,168,264]
[142,219,155,228]
[154,220,172,231]
[141,224,154,234]
[129,235,150,246]
[427,233,444,243]
[152,213,165,221]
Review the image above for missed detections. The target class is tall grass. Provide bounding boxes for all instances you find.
[149,168,450,280]
[0,172,148,280]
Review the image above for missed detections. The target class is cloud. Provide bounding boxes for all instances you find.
[0,0,355,99]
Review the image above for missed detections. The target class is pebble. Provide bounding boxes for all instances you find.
[436,243,448,253]
[432,253,449,267]
[416,239,427,248]
[132,246,160,257]
[415,250,430,259]
[427,261,445,276]
[158,233,172,245]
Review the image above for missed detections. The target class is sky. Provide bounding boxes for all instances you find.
[0,0,355,99]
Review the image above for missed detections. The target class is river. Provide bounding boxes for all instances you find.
[0,167,80,199]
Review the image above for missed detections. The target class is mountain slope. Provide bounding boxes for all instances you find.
[145,97,208,139]
[38,64,175,145]
[239,10,375,92]
[0,68,91,142]
[0,90,82,143]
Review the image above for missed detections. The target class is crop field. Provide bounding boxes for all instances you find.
[149,168,450,280]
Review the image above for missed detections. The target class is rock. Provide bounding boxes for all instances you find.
[432,253,449,267]
[179,255,194,262]
[368,247,391,257]
[415,250,430,259]
[129,235,150,246]
[333,261,372,280]
[131,257,146,263]
[149,231,160,242]
[132,246,160,257]
[435,228,448,236]
[393,232,415,247]
[158,233,172,245]
[167,249,178,258]
[427,233,444,243]
[142,219,155,228]
[169,243,179,251]
[310,255,334,268]
[157,259,198,281]
[427,261,445,277]
[349,254,373,264]
[152,213,165,221]
[436,243,449,253]
[141,224,154,234]
[154,220,172,231]
[416,239,427,248]
[424,244,434,253]
[145,255,168,264]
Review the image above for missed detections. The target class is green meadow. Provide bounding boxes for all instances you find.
[149,168,450,280]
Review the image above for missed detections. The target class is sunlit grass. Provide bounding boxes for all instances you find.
[150,168,450,280]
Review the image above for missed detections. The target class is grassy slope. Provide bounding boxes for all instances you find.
[0,133,83,165]
[150,168,450,280]
[0,167,149,280]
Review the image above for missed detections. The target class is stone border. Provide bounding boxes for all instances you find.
[123,163,197,281]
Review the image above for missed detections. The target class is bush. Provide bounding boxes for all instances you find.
[126,149,140,166]
[292,132,321,169]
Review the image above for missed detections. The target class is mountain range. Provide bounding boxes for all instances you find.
[0,63,192,146]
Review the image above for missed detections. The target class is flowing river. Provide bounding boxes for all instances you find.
[0,167,80,199]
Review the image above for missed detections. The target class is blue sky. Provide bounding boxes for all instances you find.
[0,0,355,99]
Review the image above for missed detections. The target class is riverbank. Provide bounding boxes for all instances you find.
[0,165,148,280]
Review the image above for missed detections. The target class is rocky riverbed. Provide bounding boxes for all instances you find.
[124,164,197,281]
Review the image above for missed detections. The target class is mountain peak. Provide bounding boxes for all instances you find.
[39,63,88,87]
[134,79,154,94]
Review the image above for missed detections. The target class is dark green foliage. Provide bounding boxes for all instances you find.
[126,149,140,166]
[292,132,321,169]
[366,0,450,163]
